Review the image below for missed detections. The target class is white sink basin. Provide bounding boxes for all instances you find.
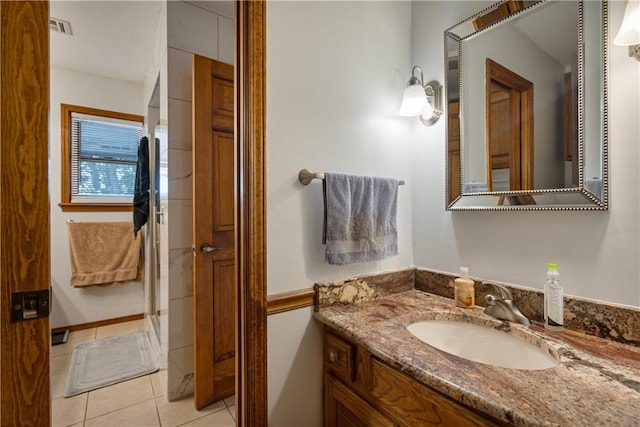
[407,320,558,370]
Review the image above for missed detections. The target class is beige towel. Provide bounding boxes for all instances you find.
[68,221,142,287]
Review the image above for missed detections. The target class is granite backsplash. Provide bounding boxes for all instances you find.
[314,267,640,348]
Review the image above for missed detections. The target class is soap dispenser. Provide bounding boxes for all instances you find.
[454,267,475,308]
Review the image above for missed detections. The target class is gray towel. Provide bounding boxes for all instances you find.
[323,173,399,265]
[463,181,487,193]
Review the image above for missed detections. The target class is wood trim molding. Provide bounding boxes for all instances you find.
[0,1,51,424]
[236,1,268,425]
[267,288,315,315]
[59,103,143,212]
[58,202,133,212]
[51,313,144,334]
[61,103,144,124]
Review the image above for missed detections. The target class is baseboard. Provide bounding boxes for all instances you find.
[51,313,144,334]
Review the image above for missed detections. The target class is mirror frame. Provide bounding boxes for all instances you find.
[445,0,609,211]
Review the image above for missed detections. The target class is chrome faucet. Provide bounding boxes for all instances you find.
[482,282,531,327]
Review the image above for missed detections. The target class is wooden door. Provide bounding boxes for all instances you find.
[0,1,51,425]
[193,54,235,409]
[447,101,461,204]
[485,59,534,192]
[563,71,578,186]
[487,80,519,191]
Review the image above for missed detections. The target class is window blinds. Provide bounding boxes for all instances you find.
[70,112,143,200]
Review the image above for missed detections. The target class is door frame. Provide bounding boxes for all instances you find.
[0,1,269,425]
[236,1,268,425]
[0,1,51,424]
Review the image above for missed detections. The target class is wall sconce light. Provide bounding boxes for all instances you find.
[398,66,442,126]
[614,0,640,61]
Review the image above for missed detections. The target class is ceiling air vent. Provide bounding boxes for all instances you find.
[50,17,73,35]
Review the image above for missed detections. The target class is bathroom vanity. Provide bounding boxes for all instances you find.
[322,326,504,426]
[314,286,640,426]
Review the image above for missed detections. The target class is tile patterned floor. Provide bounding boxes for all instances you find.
[51,320,235,427]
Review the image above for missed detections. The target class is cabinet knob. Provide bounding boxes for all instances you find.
[329,351,338,362]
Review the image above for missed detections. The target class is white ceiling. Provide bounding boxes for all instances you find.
[50,1,234,84]
[186,0,233,18]
[50,1,164,84]
[514,1,578,68]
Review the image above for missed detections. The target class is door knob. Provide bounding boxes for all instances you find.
[200,244,220,254]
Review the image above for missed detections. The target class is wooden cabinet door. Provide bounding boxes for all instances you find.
[325,375,394,427]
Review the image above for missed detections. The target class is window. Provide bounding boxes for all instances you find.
[60,104,144,212]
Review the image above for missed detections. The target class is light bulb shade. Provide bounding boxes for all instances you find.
[614,0,640,46]
[398,84,433,117]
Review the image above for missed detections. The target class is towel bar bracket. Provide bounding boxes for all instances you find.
[298,169,322,185]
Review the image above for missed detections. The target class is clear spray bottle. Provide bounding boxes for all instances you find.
[544,263,564,331]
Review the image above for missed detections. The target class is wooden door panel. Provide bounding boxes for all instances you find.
[213,357,235,401]
[488,83,512,171]
[447,101,461,204]
[213,259,235,361]
[212,79,234,129]
[510,90,522,189]
[213,131,235,232]
[193,54,235,409]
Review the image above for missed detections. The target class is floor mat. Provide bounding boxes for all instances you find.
[64,331,158,397]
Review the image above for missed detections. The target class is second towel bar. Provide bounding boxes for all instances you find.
[298,169,405,186]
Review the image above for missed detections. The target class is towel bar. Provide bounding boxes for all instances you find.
[298,169,405,186]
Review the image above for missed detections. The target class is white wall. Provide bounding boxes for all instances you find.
[412,0,640,307]
[266,2,413,425]
[49,67,145,329]
[584,0,606,179]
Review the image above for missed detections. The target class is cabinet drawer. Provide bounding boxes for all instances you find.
[324,332,354,383]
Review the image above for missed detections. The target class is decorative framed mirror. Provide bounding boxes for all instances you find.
[445,0,608,211]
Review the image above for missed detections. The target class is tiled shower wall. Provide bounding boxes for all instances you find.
[144,0,234,402]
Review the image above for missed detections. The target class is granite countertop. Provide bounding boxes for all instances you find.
[313,289,640,427]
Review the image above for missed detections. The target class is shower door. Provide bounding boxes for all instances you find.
[146,77,162,342]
